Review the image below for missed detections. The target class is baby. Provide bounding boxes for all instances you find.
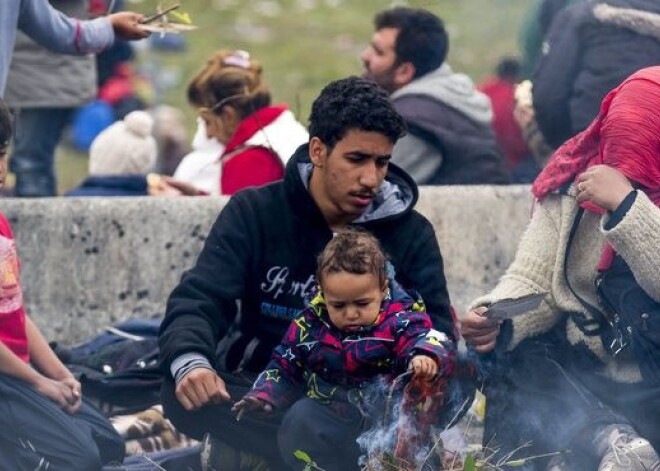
[232,226,455,471]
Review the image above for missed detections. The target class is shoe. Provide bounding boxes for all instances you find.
[200,433,271,471]
[595,425,660,471]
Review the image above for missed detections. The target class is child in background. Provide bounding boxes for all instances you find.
[0,99,124,469]
[231,227,456,471]
[66,110,157,197]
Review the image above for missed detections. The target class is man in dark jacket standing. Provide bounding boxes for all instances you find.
[158,77,457,470]
[360,7,509,186]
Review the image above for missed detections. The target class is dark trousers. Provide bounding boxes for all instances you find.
[483,331,660,470]
[0,374,125,471]
[278,398,364,471]
[163,371,474,471]
[161,372,289,470]
[9,107,74,197]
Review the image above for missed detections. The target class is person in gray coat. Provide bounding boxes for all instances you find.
[0,0,149,197]
[360,7,509,185]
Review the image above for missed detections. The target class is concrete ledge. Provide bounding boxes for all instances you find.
[2,185,533,343]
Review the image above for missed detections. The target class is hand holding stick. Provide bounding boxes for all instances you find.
[141,3,181,24]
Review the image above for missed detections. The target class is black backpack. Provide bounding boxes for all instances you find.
[564,208,660,384]
[54,317,164,415]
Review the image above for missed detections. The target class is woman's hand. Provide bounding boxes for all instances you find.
[576,165,634,211]
[460,306,501,353]
[148,174,204,197]
[408,355,438,379]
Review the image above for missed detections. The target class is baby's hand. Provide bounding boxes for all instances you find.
[409,355,438,380]
[231,396,273,419]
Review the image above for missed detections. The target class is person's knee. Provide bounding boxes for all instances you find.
[61,442,103,470]
[278,400,324,460]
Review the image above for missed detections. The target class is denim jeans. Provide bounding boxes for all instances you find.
[9,107,75,197]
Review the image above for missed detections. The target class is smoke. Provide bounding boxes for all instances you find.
[355,375,458,470]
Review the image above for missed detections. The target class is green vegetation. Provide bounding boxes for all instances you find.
[54,0,529,194]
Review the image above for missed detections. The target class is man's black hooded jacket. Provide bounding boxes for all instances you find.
[159,144,454,375]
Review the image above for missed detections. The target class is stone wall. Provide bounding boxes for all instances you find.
[2,185,533,343]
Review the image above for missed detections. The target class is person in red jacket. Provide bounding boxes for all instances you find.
[0,99,124,469]
[477,57,538,183]
[156,49,308,197]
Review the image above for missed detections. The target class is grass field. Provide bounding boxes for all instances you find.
[51,0,530,193]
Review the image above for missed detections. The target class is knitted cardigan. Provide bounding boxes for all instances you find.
[470,188,660,383]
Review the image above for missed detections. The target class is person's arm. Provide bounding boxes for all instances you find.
[0,335,78,412]
[17,1,147,55]
[577,165,660,301]
[25,316,71,381]
[158,194,254,372]
[532,4,585,148]
[238,317,308,411]
[461,197,563,352]
[24,315,82,412]
[392,309,455,378]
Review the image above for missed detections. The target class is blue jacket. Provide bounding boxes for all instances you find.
[65,175,149,197]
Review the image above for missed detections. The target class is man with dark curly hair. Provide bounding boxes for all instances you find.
[158,76,457,470]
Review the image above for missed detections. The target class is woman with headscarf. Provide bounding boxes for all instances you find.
[154,49,308,197]
[461,66,660,471]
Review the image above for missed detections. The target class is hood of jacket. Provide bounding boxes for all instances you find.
[390,63,493,126]
[284,143,418,226]
[592,1,660,42]
[224,105,309,167]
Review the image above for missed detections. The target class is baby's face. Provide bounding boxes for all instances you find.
[321,271,387,332]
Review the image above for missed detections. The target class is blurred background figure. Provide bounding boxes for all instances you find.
[532,0,660,149]
[158,49,308,197]
[477,57,538,183]
[361,6,509,186]
[5,0,99,197]
[66,110,157,197]
[518,0,584,79]
[171,118,224,196]
[1,0,148,197]
[152,104,189,176]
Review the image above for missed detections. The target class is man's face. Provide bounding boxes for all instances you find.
[309,129,392,228]
[360,27,401,93]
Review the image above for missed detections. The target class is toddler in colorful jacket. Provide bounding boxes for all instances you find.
[232,226,455,471]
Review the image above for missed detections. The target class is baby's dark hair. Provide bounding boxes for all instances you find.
[0,99,12,149]
[316,227,388,288]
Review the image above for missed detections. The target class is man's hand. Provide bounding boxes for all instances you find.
[108,12,151,40]
[460,306,501,353]
[408,355,438,379]
[175,368,231,411]
[231,396,273,418]
[576,165,634,212]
